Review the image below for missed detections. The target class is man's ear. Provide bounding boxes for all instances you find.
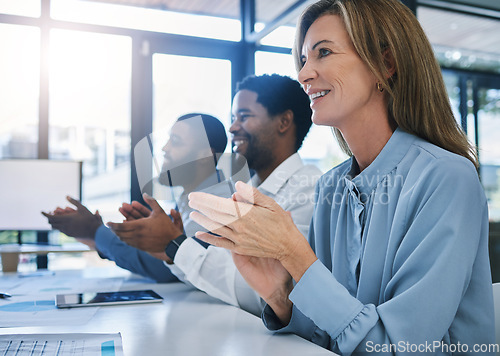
[278,110,294,134]
[383,48,396,78]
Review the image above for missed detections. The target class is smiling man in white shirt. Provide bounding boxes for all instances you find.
[110,74,322,315]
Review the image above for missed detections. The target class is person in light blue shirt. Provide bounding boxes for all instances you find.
[187,0,495,354]
[257,128,494,354]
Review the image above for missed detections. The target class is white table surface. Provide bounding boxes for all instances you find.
[0,267,336,356]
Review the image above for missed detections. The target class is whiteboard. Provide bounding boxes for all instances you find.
[0,160,82,231]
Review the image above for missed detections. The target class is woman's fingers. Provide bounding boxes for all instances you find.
[188,181,297,259]
[189,191,253,217]
[233,181,255,204]
[234,181,279,210]
[194,231,236,250]
[189,211,234,237]
[189,192,252,222]
[188,182,277,225]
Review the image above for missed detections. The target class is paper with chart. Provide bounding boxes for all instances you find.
[0,274,123,327]
[0,333,123,356]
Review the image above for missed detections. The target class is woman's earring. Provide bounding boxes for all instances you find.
[376,82,384,92]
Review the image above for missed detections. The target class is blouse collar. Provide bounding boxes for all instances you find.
[346,127,417,198]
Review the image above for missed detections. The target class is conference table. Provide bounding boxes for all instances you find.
[0,266,336,355]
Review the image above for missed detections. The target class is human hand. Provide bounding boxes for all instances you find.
[119,201,151,221]
[170,209,184,232]
[52,206,76,215]
[188,181,313,264]
[108,194,184,255]
[232,252,294,325]
[41,196,103,249]
[189,181,317,323]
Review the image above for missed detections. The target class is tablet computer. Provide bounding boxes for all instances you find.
[55,289,163,308]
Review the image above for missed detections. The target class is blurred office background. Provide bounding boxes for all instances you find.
[1,0,500,276]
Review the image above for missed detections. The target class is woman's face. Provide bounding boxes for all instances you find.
[298,14,379,129]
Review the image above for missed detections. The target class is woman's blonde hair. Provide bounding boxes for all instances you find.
[294,0,478,167]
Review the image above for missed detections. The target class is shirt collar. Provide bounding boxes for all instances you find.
[251,153,304,195]
[347,127,417,197]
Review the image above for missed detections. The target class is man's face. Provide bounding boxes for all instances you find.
[161,120,211,172]
[230,89,278,172]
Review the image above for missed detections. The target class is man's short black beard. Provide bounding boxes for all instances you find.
[245,138,274,174]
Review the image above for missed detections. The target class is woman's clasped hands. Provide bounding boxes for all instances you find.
[188,180,317,324]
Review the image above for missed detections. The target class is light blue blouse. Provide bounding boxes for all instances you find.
[263,128,495,355]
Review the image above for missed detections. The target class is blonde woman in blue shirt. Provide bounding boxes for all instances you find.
[188,0,495,354]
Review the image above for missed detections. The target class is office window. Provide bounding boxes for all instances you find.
[418,7,500,74]
[0,0,40,17]
[150,54,232,207]
[255,0,296,28]
[478,88,500,221]
[255,50,296,79]
[257,24,296,49]
[0,24,40,247]
[48,29,132,223]
[442,72,461,126]
[254,0,300,48]
[0,23,39,159]
[51,0,241,42]
[152,54,232,136]
[464,79,477,147]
